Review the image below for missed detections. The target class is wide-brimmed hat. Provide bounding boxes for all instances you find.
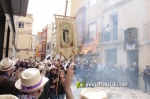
[80,88,107,99]
[0,57,15,71]
[15,68,49,92]
[0,94,18,99]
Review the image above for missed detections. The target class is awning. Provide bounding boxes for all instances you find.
[0,0,29,16]
[0,0,29,33]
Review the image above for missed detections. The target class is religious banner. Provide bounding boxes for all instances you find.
[55,15,78,59]
[124,27,138,51]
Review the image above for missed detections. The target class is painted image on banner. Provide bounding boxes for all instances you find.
[63,27,69,43]
[60,22,74,48]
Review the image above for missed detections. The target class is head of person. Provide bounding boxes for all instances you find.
[133,62,136,66]
[80,88,107,99]
[49,65,57,74]
[146,64,149,69]
[0,57,15,75]
[15,68,49,99]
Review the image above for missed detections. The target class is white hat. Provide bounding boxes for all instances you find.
[0,94,18,99]
[39,65,45,71]
[80,88,107,99]
[15,68,49,92]
[0,57,15,71]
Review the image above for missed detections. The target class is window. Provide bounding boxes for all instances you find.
[88,22,97,42]
[103,0,123,9]
[38,43,42,51]
[143,22,150,40]
[103,24,110,42]
[47,43,51,50]
[52,24,56,34]
[43,42,46,51]
[41,32,46,40]
[110,13,118,40]
[105,48,117,64]
[18,22,24,28]
[89,0,96,7]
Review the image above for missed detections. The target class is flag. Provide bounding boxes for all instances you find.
[55,15,78,59]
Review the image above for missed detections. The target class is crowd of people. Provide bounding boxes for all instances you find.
[74,60,150,94]
[0,57,109,99]
[1,56,150,98]
[0,57,74,99]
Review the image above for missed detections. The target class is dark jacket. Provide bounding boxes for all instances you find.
[48,73,65,95]
[143,68,150,81]
[48,73,58,93]
[39,80,50,99]
[0,76,18,95]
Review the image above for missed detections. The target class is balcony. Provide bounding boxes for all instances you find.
[101,29,124,45]
[102,32,118,42]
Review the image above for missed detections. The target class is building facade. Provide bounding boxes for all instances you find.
[32,34,38,60]
[101,0,150,90]
[36,23,58,61]
[16,14,34,59]
[0,0,29,60]
[71,0,150,90]
[38,27,47,60]
[71,0,103,62]
[46,24,53,60]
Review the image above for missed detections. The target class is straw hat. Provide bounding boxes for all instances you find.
[80,88,107,99]
[0,94,18,99]
[15,68,49,92]
[0,57,15,71]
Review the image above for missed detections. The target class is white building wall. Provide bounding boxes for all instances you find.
[102,0,149,90]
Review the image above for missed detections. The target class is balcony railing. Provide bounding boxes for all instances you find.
[102,32,118,42]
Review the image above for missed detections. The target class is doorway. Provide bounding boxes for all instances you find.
[127,50,138,66]
[105,48,117,64]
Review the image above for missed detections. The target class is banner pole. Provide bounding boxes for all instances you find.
[56,52,62,95]
[65,0,68,17]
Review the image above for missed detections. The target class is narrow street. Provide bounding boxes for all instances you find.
[71,84,150,99]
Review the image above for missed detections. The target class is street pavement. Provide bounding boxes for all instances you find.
[71,83,150,99]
